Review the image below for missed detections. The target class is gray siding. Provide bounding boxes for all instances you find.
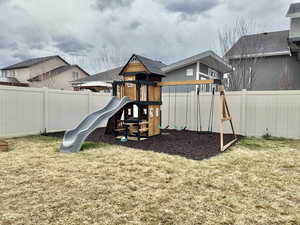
[290,18,300,39]
[231,55,300,90]
[162,63,196,93]
[162,62,219,93]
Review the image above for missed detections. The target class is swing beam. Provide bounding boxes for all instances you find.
[157,79,221,86]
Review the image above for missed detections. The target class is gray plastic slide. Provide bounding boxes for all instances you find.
[60,96,132,153]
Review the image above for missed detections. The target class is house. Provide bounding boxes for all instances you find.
[225,2,300,91]
[161,50,231,93]
[72,66,123,92]
[73,51,231,93]
[1,55,89,90]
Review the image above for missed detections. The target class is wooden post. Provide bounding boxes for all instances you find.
[219,85,237,151]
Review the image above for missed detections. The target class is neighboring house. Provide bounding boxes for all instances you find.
[73,51,230,93]
[225,2,300,90]
[161,50,231,93]
[1,55,89,90]
[72,66,123,92]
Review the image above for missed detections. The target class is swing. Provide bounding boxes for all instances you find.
[158,87,171,129]
[173,86,189,131]
[196,84,215,134]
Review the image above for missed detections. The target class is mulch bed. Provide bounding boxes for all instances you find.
[45,128,243,160]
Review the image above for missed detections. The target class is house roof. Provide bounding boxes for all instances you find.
[119,54,166,76]
[286,2,300,17]
[1,55,69,70]
[225,30,290,59]
[162,50,232,73]
[75,81,112,88]
[28,65,89,82]
[73,66,123,84]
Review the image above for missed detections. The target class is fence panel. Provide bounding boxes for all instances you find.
[1,85,300,139]
[0,86,44,137]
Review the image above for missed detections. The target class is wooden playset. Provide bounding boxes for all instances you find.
[106,54,237,151]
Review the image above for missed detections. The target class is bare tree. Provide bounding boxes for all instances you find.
[219,18,263,91]
[279,58,295,90]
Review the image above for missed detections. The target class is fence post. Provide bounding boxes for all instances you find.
[43,87,49,133]
[241,89,247,136]
[88,91,92,114]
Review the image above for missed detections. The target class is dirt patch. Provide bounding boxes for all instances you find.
[45,128,242,160]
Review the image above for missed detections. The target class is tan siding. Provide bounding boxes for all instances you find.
[30,67,88,90]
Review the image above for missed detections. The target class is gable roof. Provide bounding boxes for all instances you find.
[28,65,89,82]
[1,55,69,70]
[286,2,300,17]
[73,66,123,84]
[119,54,166,76]
[225,30,290,59]
[162,50,232,73]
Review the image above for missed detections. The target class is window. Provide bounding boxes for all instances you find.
[1,70,7,78]
[72,71,79,80]
[186,68,193,76]
[208,68,218,77]
[10,70,15,77]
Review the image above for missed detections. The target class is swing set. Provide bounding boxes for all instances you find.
[157,80,236,151]
[163,85,216,133]
[108,54,237,152]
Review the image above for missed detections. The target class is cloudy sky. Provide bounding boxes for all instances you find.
[0,0,295,73]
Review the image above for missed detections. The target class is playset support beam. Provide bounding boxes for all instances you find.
[218,85,237,151]
[157,79,221,86]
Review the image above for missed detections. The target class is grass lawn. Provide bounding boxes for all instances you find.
[0,136,299,225]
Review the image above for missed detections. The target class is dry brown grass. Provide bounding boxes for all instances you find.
[0,136,299,225]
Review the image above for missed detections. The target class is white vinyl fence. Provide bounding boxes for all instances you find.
[0,86,111,138]
[1,85,300,139]
[161,90,300,139]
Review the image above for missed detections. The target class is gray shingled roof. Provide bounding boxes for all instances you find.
[1,55,68,70]
[162,50,232,73]
[74,66,123,83]
[287,2,300,16]
[225,30,290,59]
[134,54,166,76]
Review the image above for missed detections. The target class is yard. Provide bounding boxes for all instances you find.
[0,136,299,225]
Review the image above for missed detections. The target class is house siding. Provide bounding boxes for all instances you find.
[230,55,300,90]
[162,62,219,93]
[290,18,300,39]
[30,67,88,90]
[4,57,67,83]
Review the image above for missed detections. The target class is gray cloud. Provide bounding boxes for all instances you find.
[0,0,10,6]
[0,0,294,72]
[157,0,220,18]
[93,0,134,11]
[53,36,93,54]
[12,52,33,61]
[128,20,142,29]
